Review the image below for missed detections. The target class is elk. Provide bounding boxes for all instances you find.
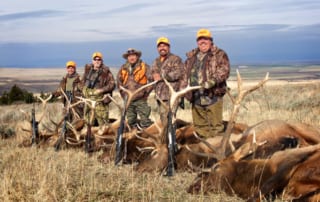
[134,79,203,173]
[282,150,320,201]
[17,94,54,147]
[187,70,320,200]
[187,142,320,201]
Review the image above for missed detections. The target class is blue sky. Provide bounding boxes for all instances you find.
[1,0,320,68]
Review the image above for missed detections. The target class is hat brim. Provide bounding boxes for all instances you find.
[122,51,142,59]
[197,36,213,41]
[157,42,170,47]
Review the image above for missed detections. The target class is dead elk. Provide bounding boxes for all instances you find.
[187,143,320,201]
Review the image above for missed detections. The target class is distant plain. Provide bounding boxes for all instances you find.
[1,65,320,94]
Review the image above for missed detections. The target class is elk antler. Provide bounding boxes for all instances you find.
[219,70,269,159]
[163,78,201,112]
[60,88,80,120]
[119,80,158,110]
[36,94,52,123]
[75,94,108,125]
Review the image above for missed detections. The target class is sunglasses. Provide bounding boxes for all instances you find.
[127,50,136,54]
[67,66,75,69]
[93,58,102,61]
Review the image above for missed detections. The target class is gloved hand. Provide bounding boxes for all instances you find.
[152,73,161,81]
[164,71,176,81]
[201,80,216,89]
[83,87,98,97]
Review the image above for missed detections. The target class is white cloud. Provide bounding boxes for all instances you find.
[0,0,319,43]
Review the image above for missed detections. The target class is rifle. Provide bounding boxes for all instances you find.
[115,96,128,165]
[85,123,93,153]
[31,103,39,145]
[166,110,178,176]
[55,91,72,151]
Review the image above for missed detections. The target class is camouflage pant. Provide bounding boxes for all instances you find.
[192,97,224,138]
[127,99,153,128]
[84,102,109,126]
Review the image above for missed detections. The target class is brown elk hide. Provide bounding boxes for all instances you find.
[282,150,320,201]
[188,143,320,200]
[134,144,168,172]
[237,120,320,159]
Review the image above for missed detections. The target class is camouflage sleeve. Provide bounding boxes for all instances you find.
[166,56,184,82]
[213,49,230,84]
[144,64,154,94]
[52,77,65,97]
[101,70,116,93]
[180,59,193,101]
[151,60,160,74]
[116,68,126,98]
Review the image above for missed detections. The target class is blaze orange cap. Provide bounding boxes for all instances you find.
[156,37,170,46]
[66,60,76,68]
[196,29,213,41]
[92,52,103,59]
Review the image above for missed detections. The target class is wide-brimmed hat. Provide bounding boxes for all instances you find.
[122,48,142,59]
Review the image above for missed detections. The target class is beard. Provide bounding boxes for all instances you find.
[159,49,168,57]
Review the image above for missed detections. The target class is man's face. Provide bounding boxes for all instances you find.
[197,37,212,53]
[66,66,75,75]
[157,43,170,57]
[127,54,138,64]
[93,57,102,68]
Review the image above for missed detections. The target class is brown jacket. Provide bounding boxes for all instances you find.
[151,53,184,101]
[82,64,116,104]
[52,72,82,105]
[182,45,230,102]
[117,60,153,101]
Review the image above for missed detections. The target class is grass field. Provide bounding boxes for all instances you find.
[0,65,320,201]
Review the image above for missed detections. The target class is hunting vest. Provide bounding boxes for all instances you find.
[120,61,148,85]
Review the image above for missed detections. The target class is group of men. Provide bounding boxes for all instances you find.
[52,28,230,138]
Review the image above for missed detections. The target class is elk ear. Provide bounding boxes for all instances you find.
[232,142,253,161]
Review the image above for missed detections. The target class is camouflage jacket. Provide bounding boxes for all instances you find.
[52,72,82,105]
[151,53,184,101]
[117,60,153,101]
[182,45,230,102]
[82,64,116,104]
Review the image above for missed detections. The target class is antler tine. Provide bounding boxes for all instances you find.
[107,94,123,111]
[60,88,80,119]
[36,94,52,123]
[120,80,157,109]
[219,71,269,159]
[192,132,219,154]
[134,133,158,145]
[66,121,81,141]
[163,77,201,110]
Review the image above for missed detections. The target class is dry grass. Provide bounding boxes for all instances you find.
[1,66,320,201]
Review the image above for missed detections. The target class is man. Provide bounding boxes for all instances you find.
[151,37,184,122]
[117,48,153,129]
[52,60,83,121]
[82,52,115,126]
[183,29,230,138]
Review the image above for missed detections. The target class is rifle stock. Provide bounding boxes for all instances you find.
[55,91,72,151]
[85,123,93,153]
[31,103,39,145]
[166,110,177,176]
[55,114,67,151]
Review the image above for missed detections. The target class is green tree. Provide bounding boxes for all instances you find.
[8,84,25,104]
[0,91,9,105]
